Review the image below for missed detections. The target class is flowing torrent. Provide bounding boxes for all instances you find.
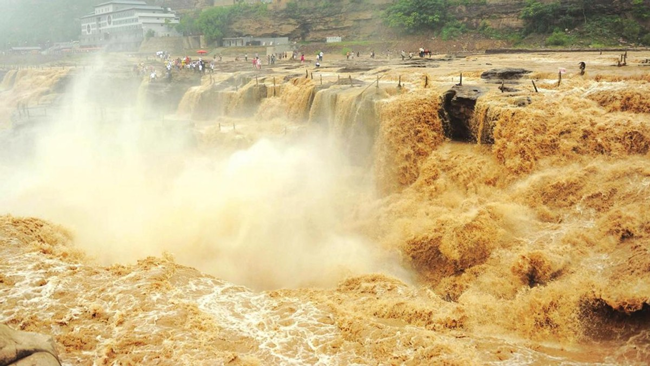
[1,51,649,365]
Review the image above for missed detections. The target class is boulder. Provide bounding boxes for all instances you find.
[0,324,60,366]
[480,68,532,80]
[439,85,487,142]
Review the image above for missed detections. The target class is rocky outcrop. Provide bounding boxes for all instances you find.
[451,0,526,29]
[0,324,60,366]
[439,85,487,142]
[481,68,532,80]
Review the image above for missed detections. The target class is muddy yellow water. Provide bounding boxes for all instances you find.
[1,51,649,365]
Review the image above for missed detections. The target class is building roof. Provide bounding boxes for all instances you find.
[81,5,172,19]
[96,0,147,6]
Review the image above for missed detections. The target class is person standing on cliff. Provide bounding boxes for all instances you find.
[300,54,305,63]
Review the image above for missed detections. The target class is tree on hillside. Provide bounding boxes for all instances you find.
[520,0,563,34]
[382,0,452,33]
[196,6,243,43]
[176,10,202,35]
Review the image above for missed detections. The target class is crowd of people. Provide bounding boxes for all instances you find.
[138,45,436,83]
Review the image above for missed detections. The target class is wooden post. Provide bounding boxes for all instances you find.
[459,72,463,86]
[532,80,538,93]
[558,71,562,86]
[398,75,402,88]
[500,80,505,93]
[306,69,309,78]
[424,75,428,88]
[310,72,313,80]
[273,77,276,97]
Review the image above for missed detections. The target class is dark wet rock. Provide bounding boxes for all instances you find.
[512,96,532,107]
[498,84,520,93]
[337,66,373,73]
[0,324,60,366]
[481,68,532,80]
[439,85,487,143]
[400,59,440,68]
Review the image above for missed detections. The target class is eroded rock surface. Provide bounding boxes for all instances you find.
[0,324,60,366]
[480,68,532,80]
[439,85,487,142]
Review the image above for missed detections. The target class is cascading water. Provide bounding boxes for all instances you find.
[1,51,650,365]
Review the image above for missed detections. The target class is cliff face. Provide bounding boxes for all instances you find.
[228,8,386,41]
[158,0,642,41]
[454,0,528,30]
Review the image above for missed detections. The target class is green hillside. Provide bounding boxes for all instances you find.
[1,0,648,49]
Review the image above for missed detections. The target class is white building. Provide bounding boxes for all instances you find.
[80,1,180,51]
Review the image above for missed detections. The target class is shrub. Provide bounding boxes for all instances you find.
[520,0,562,34]
[622,21,641,42]
[642,33,650,46]
[441,21,466,40]
[545,30,569,46]
[383,0,452,33]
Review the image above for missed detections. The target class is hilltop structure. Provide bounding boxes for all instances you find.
[80,0,181,51]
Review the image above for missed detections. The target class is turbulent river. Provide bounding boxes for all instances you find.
[1,51,649,365]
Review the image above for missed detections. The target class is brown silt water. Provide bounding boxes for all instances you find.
[1,51,649,365]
